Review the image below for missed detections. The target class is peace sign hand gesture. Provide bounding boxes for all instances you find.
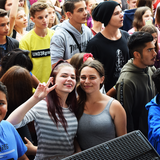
[33,77,57,101]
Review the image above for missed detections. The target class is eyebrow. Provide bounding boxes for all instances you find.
[0,22,9,25]
[147,47,155,50]
[81,74,96,76]
[77,8,83,11]
[77,6,86,10]
[113,10,122,14]
[61,73,75,76]
[0,100,5,103]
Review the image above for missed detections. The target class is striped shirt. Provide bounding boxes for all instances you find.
[15,100,78,160]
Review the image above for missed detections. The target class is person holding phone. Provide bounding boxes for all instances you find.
[128,6,153,35]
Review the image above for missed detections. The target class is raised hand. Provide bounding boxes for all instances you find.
[33,77,57,101]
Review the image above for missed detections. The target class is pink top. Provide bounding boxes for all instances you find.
[29,0,37,5]
[128,27,135,35]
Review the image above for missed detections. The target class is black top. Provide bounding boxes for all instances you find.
[86,29,130,92]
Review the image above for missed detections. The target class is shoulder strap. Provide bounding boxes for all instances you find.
[64,29,82,53]
[105,98,114,110]
[12,29,17,39]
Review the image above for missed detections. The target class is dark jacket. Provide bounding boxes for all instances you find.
[121,9,136,31]
[116,58,156,137]
[0,36,19,59]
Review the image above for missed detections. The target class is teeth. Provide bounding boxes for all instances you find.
[64,84,72,86]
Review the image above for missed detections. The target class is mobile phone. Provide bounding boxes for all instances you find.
[145,20,152,25]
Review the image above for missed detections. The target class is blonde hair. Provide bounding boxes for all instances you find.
[24,0,29,15]
[91,3,98,15]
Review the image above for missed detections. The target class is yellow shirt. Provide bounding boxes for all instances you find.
[20,28,54,83]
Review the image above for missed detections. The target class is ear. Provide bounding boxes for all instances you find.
[100,76,105,84]
[127,0,130,5]
[66,11,72,19]
[30,16,34,23]
[133,51,141,59]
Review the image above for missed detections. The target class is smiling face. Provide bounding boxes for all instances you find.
[0,91,7,122]
[15,9,28,29]
[80,66,104,94]
[55,66,76,95]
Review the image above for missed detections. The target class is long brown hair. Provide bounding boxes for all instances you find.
[77,60,105,120]
[133,6,151,31]
[156,6,160,25]
[47,3,59,27]
[1,66,33,119]
[46,60,77,132]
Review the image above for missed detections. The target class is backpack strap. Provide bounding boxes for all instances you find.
[64,29,82,53]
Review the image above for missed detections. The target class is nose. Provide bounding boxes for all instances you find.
[24,16,27,21]
[84,9,87,15]
[43,17,47,23]
[51,13,54,18]
[153,49,157,56]
[84,77,90,83]
[149,16,153,21]
[120,12,123,18]
[67,76,72,81]
[153,38,157,44]
[5,24,9,30]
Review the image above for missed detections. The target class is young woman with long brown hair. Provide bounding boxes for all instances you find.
[7,60,79,160]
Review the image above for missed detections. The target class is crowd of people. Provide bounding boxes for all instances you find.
[1,0,160,159]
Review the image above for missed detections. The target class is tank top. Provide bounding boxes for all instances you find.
[77,98,116,150]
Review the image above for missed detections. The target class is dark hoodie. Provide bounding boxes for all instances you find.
[146,94,160,154]
[121,8,136,32]
[116,58,156,137]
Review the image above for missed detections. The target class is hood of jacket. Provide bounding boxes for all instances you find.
[120,58,149,74]
[146,94,159,111]
[60,19,86,37]
[124,8,136,22]
[116,58,156,85]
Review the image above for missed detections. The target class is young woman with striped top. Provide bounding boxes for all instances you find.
[7,60,79,160]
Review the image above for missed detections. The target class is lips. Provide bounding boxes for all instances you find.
[43,23,47,26]
[84,85,92,88]
[64,83,73,87]
[152,57,156,61]
[4,31,9,35]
